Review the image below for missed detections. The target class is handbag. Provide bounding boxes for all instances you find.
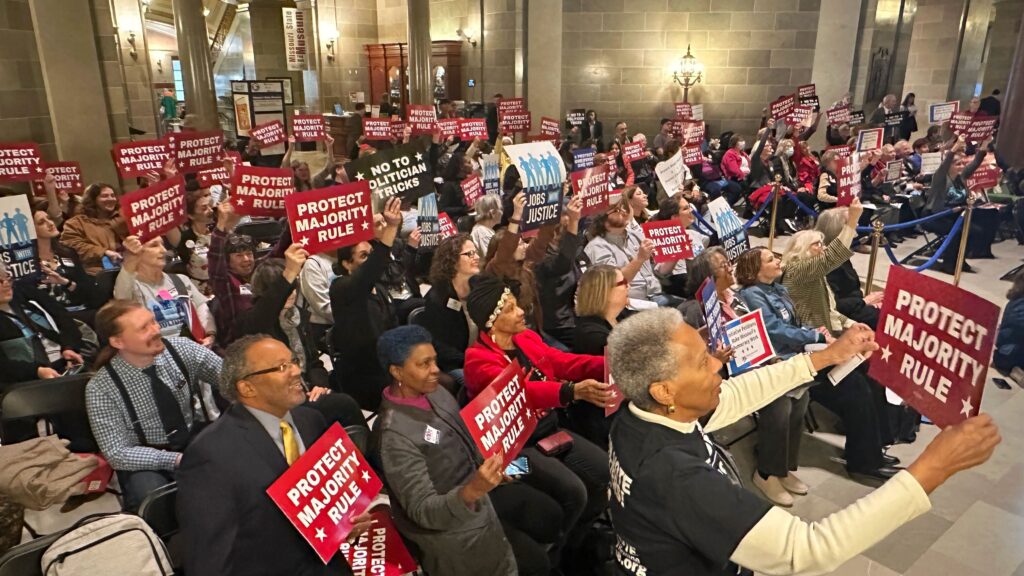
[536,430,573,457]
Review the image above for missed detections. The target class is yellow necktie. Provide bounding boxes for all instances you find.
[280,420,300,465]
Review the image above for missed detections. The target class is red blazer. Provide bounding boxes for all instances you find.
[720,148,750,181]
[464,330,605,410]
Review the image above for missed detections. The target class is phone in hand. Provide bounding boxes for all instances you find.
[62,364,84,377]
[504,456,530,478]
[101,255,115,270]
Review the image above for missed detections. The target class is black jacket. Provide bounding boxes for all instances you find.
[581,120,604,148]
[573,315,612,356]
[17,242,97,309]
[534,231,588,342]
[0,286,83,386]
[177,403,349,576]
[419,281,470,372]
[826,260,879,328]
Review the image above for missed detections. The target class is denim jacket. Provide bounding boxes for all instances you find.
[737,282,822,358]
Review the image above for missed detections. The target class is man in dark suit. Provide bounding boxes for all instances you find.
[177,335,372,576]
[580,109,603,150]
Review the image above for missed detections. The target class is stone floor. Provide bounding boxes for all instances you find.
[19,226,1024,575]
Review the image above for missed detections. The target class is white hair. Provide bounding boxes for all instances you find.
[607,308,685,411]
[781,229,825,269]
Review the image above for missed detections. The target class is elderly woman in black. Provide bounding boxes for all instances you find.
[371,325,560,576]
[606,308,999,576]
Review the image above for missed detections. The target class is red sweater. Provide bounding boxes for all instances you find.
[464,330,605,410]
[720,148,750,181]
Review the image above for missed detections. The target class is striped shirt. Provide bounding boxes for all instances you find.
[781,225,856,335]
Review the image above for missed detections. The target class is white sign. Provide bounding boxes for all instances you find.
[723,309,776,375]
[655,149,690,197]
[920,152,942,176]
[690,104,704,121]
[282,8,308,71]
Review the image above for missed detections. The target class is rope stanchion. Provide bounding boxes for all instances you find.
[767,176,782,252]
[864,220,885,293]
[782,190,819,219]
[693,210,716,237]
[877,212,965,272]
[953,196,975,286]
[854,207,959,234]
[741,189,775,231]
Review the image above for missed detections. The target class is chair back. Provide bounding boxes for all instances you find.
[91,269,119,308]
[0,531,63,576]
[137,482,182,571]
[0,374,97,452]
[406,306,426,326]
[344,425,370,455]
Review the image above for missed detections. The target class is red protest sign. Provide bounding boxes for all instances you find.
[622,141,646,163]
[0,142,44,183]
[458,118,489,140]
[826,104,852,126]
[540,117,561,139]
[407,104,437,135]
[166,130,224,173]
[438,212,457,238]
[797,84,816,99]
[964,116,997,143]
[966,164,1001,192]
[250,120,287,148]
[674,102,692,119]
[682,144,703,166]
[498,97,526,116]
[948,112,973,135]
[679,120,705,146]
[461,175,484,207]
[603,349,623,417]
[460,360,537,466]
[266,423,383,564]
[196,151,242,188]
[642,220,694,263]
[790,105,814,124]
[363,119,393,141]
[836,155,861,207]
[231,165,294,217]
[119,175,187,242]
[770,94,796,120]
[571,164,610,216]
[285,180,374,254]
[389,120,406,140]
[868,266,999,428]
[112,139,171,179]
[826,144,853,159]
[32,161,83,196]
[437,118,459,139]
[291,114,326,142]
[339,510,419,576]
[500,113,531,134]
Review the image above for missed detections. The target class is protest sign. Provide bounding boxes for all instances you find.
[0,194,38,280]
[655,149,689,196]
[196,151,243,188]
[884,160,903,183]
[603,348,624,417]
[112,140,171,179]
[407,104,437,135]
[291,114,326,141]
[641,220,694,263]
[32,162,83,196]
[461,175,484,207]
[868,266,999,427]
[572,147,595,170]
[690,104,704,121]
[797,84,816,99]
[498,98,530,133]
[682,144,703,166]
[460,360,538,466]
[799,95,820,110]
[856,128,883,152]
[389,120,406,140]
[566,108,586,127]
[836,155,862,207]
[847,110,865,125]
[540,117,561,139]
[790,105,814,125]
[266,423,383,563]
[919,152,942,175]
[674,102,692,119]
[231,165,294,217]
[884,112,904,128]
[964,116,997,143]
[826,144,853,159]
[481,153,500,196]
[826,104,851,126]
[770,94,796,120]
[438,212,458,239]
[698,278,725,351]
[723,309,776,376]
[166,130,223,173]
[363,119,393,141]
[929,101,959,124]
[707,196,749,261]
[345,143,433,212]
[417,193,441,250]
[339,510,419,576]
[249,120,287,149]
[679,120,705,146]
[437,118,459,139]
[948,112,972,136]
[119,175,187,242]
[458,118,489,140]
[285,180,374,254]
[505,141,566,230]
[966,165,1001,192]
[0,142,43,183]
[571,164,610,217]
[622,141,646,163]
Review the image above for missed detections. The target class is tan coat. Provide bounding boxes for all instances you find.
[0,436,98,510]
[60,214,128,274]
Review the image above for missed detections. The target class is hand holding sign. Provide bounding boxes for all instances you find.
[573,379,611,407]
[906,414,1001,494]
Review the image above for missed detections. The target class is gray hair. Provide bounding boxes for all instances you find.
[815,207,847,245]
[607,308,685,411]
[781,229,825,269]
[474,194,502,222]
[218,334,274,401]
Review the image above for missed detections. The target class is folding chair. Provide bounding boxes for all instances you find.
[137,483,182,571]
[0,374,98,454]
[0,530,64,576]
[406,306,427,326]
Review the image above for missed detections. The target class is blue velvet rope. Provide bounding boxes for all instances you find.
[854,208,958,233]
[782,190,820,218]
[878,212,965,272]
[741,189,775,231]
[693,210,717,236]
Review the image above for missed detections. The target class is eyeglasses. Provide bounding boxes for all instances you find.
[241,357,301,380]
[460,250,479,259]
[227,234,254,250]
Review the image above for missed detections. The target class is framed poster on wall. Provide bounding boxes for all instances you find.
[231,81,287,156]
[267,77,294,105]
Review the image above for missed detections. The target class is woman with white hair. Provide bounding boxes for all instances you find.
[470,194,502,256]
[815,206,884,328]
[605,308,1000,576]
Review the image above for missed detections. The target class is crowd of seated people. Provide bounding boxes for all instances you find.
[0,89,1018,575]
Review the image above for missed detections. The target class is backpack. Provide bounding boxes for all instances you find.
[40,513,172,576]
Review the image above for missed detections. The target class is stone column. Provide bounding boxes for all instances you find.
[172,0,218,130]
[997,13,1024,167]
[809,0,864,150]
[28,0,118,183]
[406,0,431,106]
[525,0,561,130]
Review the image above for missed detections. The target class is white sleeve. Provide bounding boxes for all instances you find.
[113,268,138,301]
[731,471,931,575]
[705,354,817,433]
[299,260,333,320]
[181,276,216,335]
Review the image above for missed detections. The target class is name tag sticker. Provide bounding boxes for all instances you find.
[157,289,174,301]
[446,298,462,311]
[424,425,440,444]
[239,284,253,296]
